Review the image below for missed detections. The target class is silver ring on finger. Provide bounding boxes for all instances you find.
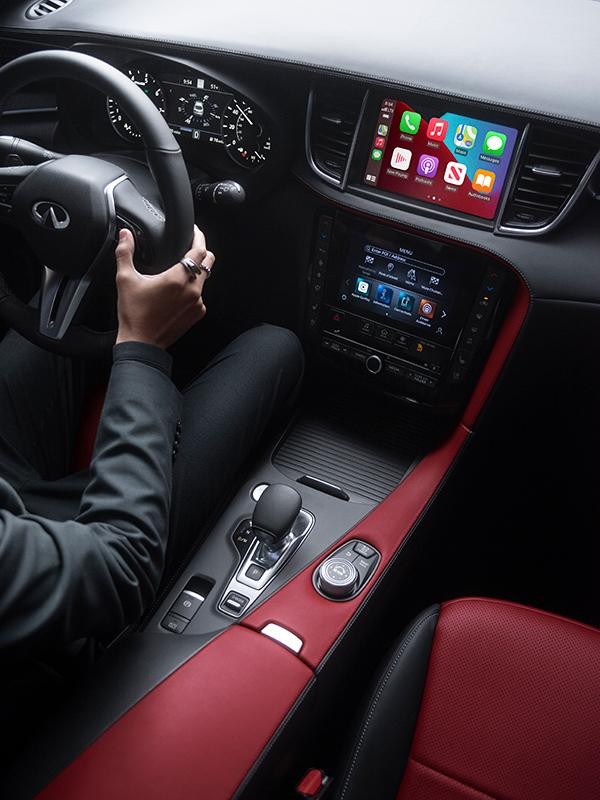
[198,262,212,279]
[180,256,200,281]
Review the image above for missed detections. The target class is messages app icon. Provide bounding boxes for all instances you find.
[454,123,478,149]
[483,131,507,156]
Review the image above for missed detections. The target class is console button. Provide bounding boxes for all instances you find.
[393,333,410,350]
[354,542,376,559]
[456,350,472,368]
[339,545,359,561]
[357,319,374,337]
[326,308,345,334]
[374,325,395,345]
[384,360,405,378]
[450,367,467,383]
[161,613,189,634]
[354,555,377,583]
[223,591,250,615]
[365,354,383,375]
[317,557,358,599]
[245,564,266,582]
[349,347,368,363]
[171,590,205,621]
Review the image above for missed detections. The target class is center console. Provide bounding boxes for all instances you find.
[307,212,515,408]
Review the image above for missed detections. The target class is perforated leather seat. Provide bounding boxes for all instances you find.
[335,598,600,800]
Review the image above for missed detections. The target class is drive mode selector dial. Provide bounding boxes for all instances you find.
[317,557,358,599]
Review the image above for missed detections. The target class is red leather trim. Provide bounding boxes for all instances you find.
[71,385,106,472]
[243,279,530,669]
[397,597,600,800]
[36,626,312,800]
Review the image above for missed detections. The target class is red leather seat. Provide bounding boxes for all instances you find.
[335,598,600,800]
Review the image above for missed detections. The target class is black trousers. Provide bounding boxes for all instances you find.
[0,324,304,571]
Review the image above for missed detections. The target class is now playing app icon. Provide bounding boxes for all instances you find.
[444,161,467,186]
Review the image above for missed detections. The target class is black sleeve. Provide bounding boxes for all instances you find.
[0,342,182,658]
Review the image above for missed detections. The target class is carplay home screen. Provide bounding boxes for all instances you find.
[364,99,519,220]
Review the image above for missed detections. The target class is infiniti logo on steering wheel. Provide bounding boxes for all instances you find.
[31,201,71,230]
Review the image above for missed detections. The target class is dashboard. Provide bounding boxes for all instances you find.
[104,63,272,169]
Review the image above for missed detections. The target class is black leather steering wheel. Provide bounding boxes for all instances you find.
[0,50,195,357]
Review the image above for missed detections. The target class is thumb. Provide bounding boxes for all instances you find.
[115,228,136,274]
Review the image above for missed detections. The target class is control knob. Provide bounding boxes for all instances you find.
[365,354,382,375]
[317,557,358,599]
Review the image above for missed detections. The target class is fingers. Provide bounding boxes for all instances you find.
[115,229,136,277]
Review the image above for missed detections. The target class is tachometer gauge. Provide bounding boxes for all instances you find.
[107,67,167,141]
[221,99,272,168]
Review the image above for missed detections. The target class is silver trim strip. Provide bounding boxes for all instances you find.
[261,623,303,654]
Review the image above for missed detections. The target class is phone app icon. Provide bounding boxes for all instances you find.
[390,147,412,171]
[472,169,496,194]
[375,284,394,306]
[399,110,422,135]
[444,161,467,186]
[427,117,448,141]
[483,131,507,156]
[418,298,437,319]
[370,148,383,161]
[397,292,415,313]
[375,136,386,149]
[454,123,478,149]
[417,154,439,178]
[377,124,389,136]
[355,278,371,297]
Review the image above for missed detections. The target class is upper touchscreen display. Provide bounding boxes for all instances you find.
[363,99,519,220]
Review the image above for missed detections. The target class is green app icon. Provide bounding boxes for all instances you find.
[399,110,422,135]
[483,131,507,156]
[371,148,383,161]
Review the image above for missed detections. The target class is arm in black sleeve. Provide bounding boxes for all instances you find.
[0,342,182,658]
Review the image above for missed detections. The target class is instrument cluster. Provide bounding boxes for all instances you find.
[106,63,273,170]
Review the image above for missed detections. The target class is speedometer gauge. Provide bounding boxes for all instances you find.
[221,99,272,168]
[107,67,167,141]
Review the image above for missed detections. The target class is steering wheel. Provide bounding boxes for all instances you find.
[0,50,194,357]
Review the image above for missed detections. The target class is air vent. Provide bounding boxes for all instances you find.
[308,83,366,185]
[501,126,599,231]
[25,0,74,19]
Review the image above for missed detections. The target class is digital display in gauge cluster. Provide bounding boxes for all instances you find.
[106,64,272,169]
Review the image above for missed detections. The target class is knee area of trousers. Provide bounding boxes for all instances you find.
[243,324,304,374]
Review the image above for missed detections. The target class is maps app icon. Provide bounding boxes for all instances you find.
[454,124,478,149]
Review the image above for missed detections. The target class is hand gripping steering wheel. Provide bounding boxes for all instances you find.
[0,50,194,357]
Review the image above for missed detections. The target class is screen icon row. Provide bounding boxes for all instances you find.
[398,110,506,156]
[385,147,497,193]
[354,278,437,318]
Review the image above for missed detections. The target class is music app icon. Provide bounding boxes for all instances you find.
[426,118,448,142]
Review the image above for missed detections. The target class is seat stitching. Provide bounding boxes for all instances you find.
[337,611,439,800]
[409,757,501,800]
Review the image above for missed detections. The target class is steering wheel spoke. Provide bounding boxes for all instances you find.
[38,266,92,340]
[0,164,37,219]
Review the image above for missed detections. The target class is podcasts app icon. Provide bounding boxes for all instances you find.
[417,154,439,178]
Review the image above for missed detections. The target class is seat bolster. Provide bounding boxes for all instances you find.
[334,605,440,800]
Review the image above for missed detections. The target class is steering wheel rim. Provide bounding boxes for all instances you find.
[0,49,195,358]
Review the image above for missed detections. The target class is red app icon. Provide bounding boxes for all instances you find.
[427,117,448,141]
[419,298,437,319]
[375,136,386,148]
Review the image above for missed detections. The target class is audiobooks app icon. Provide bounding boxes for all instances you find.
[472,169,496,194]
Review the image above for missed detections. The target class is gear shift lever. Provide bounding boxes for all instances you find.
[252,484,302,565]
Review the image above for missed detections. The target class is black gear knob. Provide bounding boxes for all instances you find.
[252,484,302,549]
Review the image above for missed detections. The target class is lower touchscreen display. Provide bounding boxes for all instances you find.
[363,99,519,220]
[337,231,466,347]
